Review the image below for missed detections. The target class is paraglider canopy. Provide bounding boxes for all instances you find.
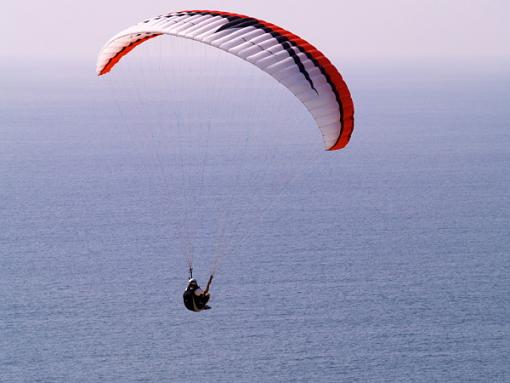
[97,10,354,150]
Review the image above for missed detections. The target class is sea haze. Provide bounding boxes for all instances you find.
[1,53,509,382]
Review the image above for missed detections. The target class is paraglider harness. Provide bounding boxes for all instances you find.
[183,268,213,312]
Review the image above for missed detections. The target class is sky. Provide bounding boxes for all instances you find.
[2,0,510,63]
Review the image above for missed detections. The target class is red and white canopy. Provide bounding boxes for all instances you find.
[97,10,354,150]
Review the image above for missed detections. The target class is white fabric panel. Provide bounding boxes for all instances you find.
[157,14,194,31]
[237,35,281,58]
[312,105,341,120]
[194,18,229,40]
[226,29,267,53]
[302,93,338,109]
[218,27,261,50]
[166,16,202,34]
[186,17,224,38]
[174,15,216,34]
[155,15,181,25]
[213,27,258,48]
[321,121,341,135]
[293,81,333,99]
[314,112,340,127]
[172,15,213,35]
[250,38,286,54]
[265,57,297,73]
[245,32,277,47]
[202,27,241,44]
[254,51,292,69]
[320,122,341,147]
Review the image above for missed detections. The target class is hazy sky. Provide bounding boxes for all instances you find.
[2,0,510,62]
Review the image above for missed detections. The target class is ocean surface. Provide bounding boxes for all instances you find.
[1,49,509,382]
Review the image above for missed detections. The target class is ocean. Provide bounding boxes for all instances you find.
[1,52,509,382]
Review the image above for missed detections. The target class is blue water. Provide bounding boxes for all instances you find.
[1,57,509,382]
